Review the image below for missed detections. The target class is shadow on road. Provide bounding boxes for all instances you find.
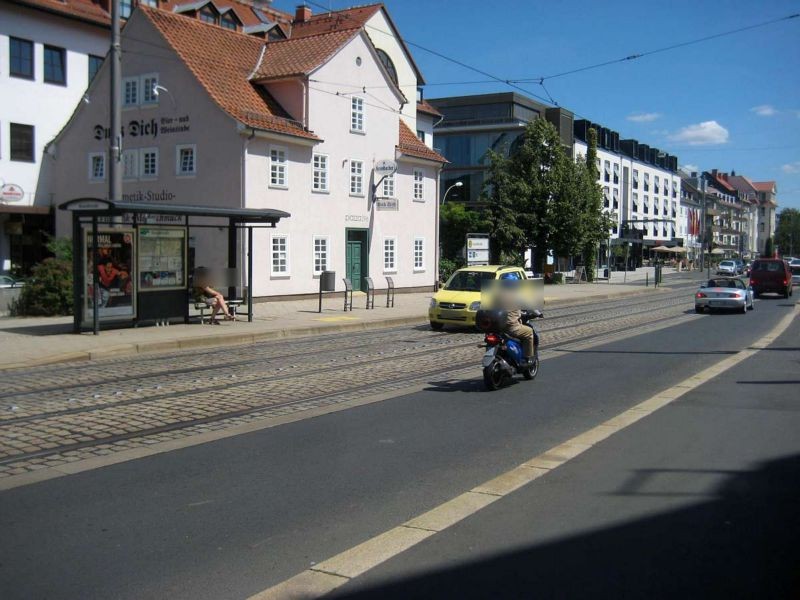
[332,454,800,600]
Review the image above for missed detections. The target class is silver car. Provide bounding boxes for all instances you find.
[791,264,800,287]
[716,260,737,276]
[695,277,754,314]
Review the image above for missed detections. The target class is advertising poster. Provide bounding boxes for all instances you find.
[138,227,187,291]
[85,229,136,321]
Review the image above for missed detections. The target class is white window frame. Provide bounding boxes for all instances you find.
[413,169,425,202]
[269,146,288,189]
[175,144,196,176]
[349,159,364,196]
[123,76,139,107]
[383,237,397,273]
[413,237,425,271]
[141,73,159,106]
[88,152,106,182]
[381,173,395,198]
[270,234,290,277]
[122,149,138,180]
[139,147,158,179]
[350,96,365,133]
[313,235,330,275]
[312,153,329,193]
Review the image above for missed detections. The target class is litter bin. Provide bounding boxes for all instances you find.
[320,270,336,292]
[318,270,336,313]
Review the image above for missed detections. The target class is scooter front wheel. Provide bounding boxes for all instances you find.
[483,361,505,391]
[522,357,539,380]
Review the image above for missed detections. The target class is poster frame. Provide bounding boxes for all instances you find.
[137,225,188,293]
[82,226,137,322]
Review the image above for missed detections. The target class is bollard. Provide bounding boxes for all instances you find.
[646,273,649,288]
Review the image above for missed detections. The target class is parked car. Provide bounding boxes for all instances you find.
[733,259,745,274]
[429,265,528,329]
[0,275,24,288]
[716,260,737,276]
[791,264,800,287]
[695,278,754,314]
[749,259,793,299]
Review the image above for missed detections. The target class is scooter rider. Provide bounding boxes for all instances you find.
[498,273,539,367]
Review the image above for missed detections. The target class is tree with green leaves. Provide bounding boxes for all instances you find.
[484,118,578,271]
[578,127,612,281]
[439,201,489,262]
[774,207,799,257]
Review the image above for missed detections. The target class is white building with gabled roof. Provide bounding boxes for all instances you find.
[44,3,446,300]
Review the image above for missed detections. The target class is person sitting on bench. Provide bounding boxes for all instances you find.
[194,267,234,324]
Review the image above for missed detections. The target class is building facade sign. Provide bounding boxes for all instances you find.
[0,184,25,203]
[93,115,191,141]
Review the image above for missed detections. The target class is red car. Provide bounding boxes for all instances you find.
[749,259,793,299]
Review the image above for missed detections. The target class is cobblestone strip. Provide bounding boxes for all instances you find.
[0,301,694,478]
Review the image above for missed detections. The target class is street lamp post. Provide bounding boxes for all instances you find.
[435,181,463,290]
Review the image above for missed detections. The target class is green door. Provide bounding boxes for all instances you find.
[346,241,362,290]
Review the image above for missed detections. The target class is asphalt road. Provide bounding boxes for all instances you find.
[0,287,797,599]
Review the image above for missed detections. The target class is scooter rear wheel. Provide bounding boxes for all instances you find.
[522,357,539,380]
[483,362,505,391]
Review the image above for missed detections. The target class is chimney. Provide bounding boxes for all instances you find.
[295,4,312,22]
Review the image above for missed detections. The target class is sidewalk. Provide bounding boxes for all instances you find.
[0,273,700,370]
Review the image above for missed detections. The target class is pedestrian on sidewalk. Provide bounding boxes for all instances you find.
[194,267,234,325]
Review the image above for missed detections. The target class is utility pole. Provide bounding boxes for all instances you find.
[109,0,122,202]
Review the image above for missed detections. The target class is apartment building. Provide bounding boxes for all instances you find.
[0,0,111,274]
[573,120,682,268]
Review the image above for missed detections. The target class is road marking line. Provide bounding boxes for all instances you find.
[250,303,797,600]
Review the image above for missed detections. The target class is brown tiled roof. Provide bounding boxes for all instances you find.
[417,100,442,117]
[251,29,359,81]
[397,120,446,163]
[140,6,318,140]
[161,0,292,28]
[752,181,776,192]
[290,4,382,38]
[8,0,111,26]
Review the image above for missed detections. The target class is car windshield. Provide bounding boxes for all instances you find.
[792,266,800,275]
[445,270,497,291]
[720,261,734,267]
[752,261,781,272]
[708,279,740,288]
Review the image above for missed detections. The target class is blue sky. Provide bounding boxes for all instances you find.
[276,0,800,209]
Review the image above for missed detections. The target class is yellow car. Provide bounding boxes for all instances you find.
[429,265,528,329]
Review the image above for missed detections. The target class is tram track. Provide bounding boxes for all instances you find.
[0,301,696,468]
[0,292,692,424]
[0,286,692,403]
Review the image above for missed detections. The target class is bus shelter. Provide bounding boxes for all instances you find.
[59,198,289,334]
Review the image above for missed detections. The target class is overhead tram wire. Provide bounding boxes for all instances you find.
[299,0,558,108]
[511,12,800,84]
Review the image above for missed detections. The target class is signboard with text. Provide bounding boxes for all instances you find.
[466,234,490,266]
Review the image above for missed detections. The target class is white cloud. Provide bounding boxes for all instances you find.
[627,112,662,123]
[782,161,800,174]
[681,164,699,174]
[668,121,729,146]
[751,104,778,117]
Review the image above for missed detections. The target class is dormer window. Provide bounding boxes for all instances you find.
[220,13,238,30]
[376,49,398,85]
[199,6,217,24]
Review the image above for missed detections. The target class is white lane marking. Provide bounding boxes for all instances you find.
[250,304,797,600]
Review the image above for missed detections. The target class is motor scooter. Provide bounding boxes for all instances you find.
[476,309,543,391]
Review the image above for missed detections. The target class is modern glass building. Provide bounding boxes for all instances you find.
[429,93,574,205]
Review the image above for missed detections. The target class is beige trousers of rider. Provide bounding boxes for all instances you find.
[505,322,535,358]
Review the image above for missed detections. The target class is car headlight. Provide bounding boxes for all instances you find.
[429,299,437,308]
[469,301,481,311]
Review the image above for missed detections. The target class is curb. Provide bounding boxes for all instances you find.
[0,286,667,371]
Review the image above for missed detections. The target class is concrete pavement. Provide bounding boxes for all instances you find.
[0,269,697,369]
